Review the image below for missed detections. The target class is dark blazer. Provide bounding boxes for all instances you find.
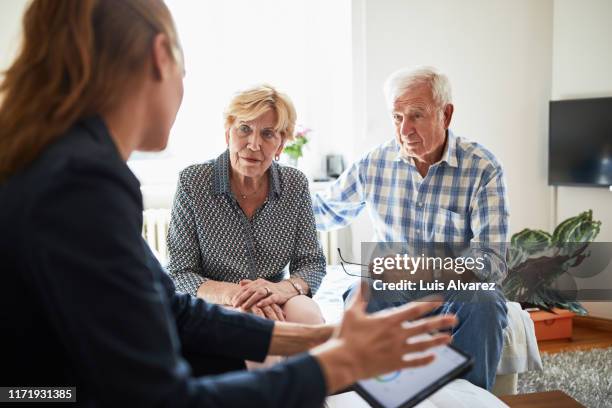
[0,117,325,407]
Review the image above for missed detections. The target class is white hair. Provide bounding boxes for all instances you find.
[383,66,452,110]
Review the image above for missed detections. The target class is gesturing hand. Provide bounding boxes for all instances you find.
[312,282,457,393]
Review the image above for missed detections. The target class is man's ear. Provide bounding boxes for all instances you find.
[151,33,173,81]
[443,104,454,129]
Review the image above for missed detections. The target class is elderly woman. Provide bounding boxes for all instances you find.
[167,85,325,324]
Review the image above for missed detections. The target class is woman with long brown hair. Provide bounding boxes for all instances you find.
[0,0,183,178]
[0,1,456,406]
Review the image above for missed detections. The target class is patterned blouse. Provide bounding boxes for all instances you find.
[166,150,326,297]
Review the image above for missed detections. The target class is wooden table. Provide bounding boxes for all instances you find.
[500,390,585,407]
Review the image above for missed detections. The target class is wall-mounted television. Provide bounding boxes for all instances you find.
[549,97,612,187]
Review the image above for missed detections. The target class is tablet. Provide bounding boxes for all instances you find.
[353,344,473,408]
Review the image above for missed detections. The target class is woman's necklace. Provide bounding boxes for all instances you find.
[232,176,267,201]
[238,188,258,200]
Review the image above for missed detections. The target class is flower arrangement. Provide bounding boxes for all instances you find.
[283,126,311,163]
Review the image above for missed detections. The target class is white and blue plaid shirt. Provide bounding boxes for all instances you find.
[313,130,509,283]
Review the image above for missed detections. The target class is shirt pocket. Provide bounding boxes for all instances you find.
[431,207,468,243]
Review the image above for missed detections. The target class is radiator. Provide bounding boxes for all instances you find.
[142,209,172,262]
[318,228,339,265]
[142,209,339,265]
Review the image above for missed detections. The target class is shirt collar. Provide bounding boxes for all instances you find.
[442,130,459,168]
[392,129,459,168]
[212,149,281,199]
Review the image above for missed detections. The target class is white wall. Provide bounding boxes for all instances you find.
[552,0,612,318]
[347,0,554,258]
[0,1,29,71]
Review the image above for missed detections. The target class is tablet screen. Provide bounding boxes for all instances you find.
[355,345,472,408]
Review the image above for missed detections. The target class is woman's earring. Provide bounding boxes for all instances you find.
[275,155,280,161]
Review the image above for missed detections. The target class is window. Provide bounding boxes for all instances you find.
[129,0,352,188]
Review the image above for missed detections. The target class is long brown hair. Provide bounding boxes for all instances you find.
[0,0,182,181]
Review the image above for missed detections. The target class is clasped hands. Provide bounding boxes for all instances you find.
[230,278,297,321]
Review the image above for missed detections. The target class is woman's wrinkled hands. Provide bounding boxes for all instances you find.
[231,278,291,320]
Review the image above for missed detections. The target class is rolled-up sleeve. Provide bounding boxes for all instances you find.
[167,172,207,296]
[290,180,327,295]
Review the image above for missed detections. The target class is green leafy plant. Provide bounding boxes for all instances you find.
[283,126,311,161]
[503,210,601,315]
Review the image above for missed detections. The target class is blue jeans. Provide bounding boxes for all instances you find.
[343,282,508,391]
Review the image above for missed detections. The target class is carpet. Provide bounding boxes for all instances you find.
[518,347,612,408]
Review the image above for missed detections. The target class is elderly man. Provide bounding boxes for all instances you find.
[313,66,509,391]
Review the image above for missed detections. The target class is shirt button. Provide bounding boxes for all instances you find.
[416,201,423,208]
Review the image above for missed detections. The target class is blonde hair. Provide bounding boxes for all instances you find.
[223,84,297,141]
[0,0,182,181]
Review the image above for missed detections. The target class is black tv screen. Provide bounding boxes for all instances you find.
[549,97,612,187]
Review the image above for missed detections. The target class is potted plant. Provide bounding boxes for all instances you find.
[283,126,311,167]
[503,210,601,340]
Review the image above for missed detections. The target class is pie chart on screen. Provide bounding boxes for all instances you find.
[375,370,401,382]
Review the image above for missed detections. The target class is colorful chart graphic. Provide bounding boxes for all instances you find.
[375,370,401,382]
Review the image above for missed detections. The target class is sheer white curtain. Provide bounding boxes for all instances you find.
[130,0,352,191]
